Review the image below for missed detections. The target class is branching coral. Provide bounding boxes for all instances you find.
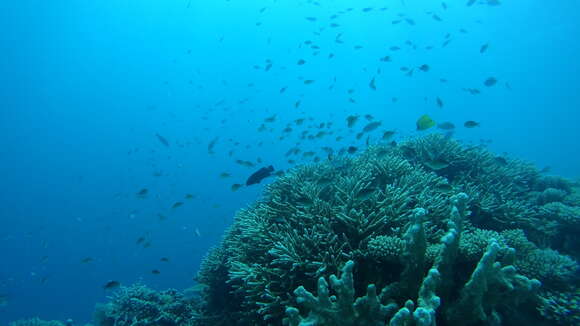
[195,135,580,326]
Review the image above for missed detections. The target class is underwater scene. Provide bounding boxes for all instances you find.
[1,0,580,325]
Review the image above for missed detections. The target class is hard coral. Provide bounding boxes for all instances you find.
[196,135,580,326]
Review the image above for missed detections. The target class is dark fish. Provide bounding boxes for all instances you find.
[424,159,450,170]
[369,77,377,90]
[382,130,396,140]
[437,122,455,130]
[484,77,497,87]
[494,157,508,165]
[136,188,148,198]
[480,43,489,53]
[80,257,94,264]
[219,172,231,178]
[436,97,444,108]
[432,14,442,22]
[347,146,358,154]
[156,134,170,147]
[246,166,274,186]
[160,257,170,262]
[184,194,196,199]
[208,137,219,154]
[103,281,120,290]
[419,64,430,72]
[279,86,287,93]
[231,183,243,191]
[346,115,359,128]
[172,202,184,209]
[464,121,480,128]
[363,121,382,133]
[151,270,161,275]
[303,80,315,85]
[380,56,391,62]
[297,59,306,65]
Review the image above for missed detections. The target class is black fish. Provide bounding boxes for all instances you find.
[103,280,120,290]
[246,166,274,186]
[156,134,169,147]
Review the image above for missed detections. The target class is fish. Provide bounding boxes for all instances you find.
[160,257,170,262]
[103,281,120,290]
[363,121,382,133]
[297,59,306,65]
[380,56,391,62]
[347,146,358,154]
[424,159,450,170]
[464,121,480,128]
[136,188,148,198]
[436,97,444,108]
[466,0,476,6]
[208,137,219,154]
[434,182,453,192]
[80,257,94,264]
[369,77,377,90]
[155,134,170,147]
[172,202,184,209]
[151,270,161,275]
[346,115,359,128]
[416,115,436,131]
[494,157,508,165]
[246,166,274,186]
[382,130,396,140]
[480,43,489,53]
[184,194,196,199]
[437,122,455,130]
[418,64,430,72]
[484,77,497,87]
[231,184,243,191]
[219,172,231,178]
[303,80,315,85]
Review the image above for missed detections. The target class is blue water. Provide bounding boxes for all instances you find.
[1,0,579,324]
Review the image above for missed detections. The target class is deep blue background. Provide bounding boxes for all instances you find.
[1,1,579,324]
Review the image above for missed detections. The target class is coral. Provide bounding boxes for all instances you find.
[93,284,200,326]
[9,318,65,326]
[537,287,580,325]
[195,135,580,326]
[536,188,567,205]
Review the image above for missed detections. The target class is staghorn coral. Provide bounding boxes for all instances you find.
[9,318,65,326]
[196,135,580,326]
[93,284,200,326]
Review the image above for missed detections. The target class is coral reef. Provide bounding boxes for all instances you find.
[9,318,66,326]
[93,284,200,326]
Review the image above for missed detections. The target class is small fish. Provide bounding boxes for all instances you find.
[172,202,184,209]
[279,86,287,93]
[416,115,436,131]
[437,122,455,130]
[484,77,497,87]
[480,43,489,53]
[494,156,508,165]
[136,188,148,198]
[297,59,306,65]
[219,172,231,178]
[380,56,391,62]
[346,115,359,128]
[363,121,382,133]
[208,137,219,154]
[151,270,161,275]
[156,134,170,147]
[382,130,396,140]
[0,294,8,306]
[434,183,453,192]
[424,159,450,170]
[369,77,377,90]
[464,121,480,128]
[436,97,444,108]
[80,257,94,264]
[303,80,315,85]
[103,281,120,290]
[184,194,196,199]
[246,166,274,186]
[160,257,170,262]
[347,146,358,154]
[418,64,430,72]
[231,183,243,191]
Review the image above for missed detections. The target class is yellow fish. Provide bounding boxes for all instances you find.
[416,115,436,131]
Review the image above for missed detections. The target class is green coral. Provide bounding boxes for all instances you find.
[196,135,580,326]
[9,318,65,326]
[93,284,200,326]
